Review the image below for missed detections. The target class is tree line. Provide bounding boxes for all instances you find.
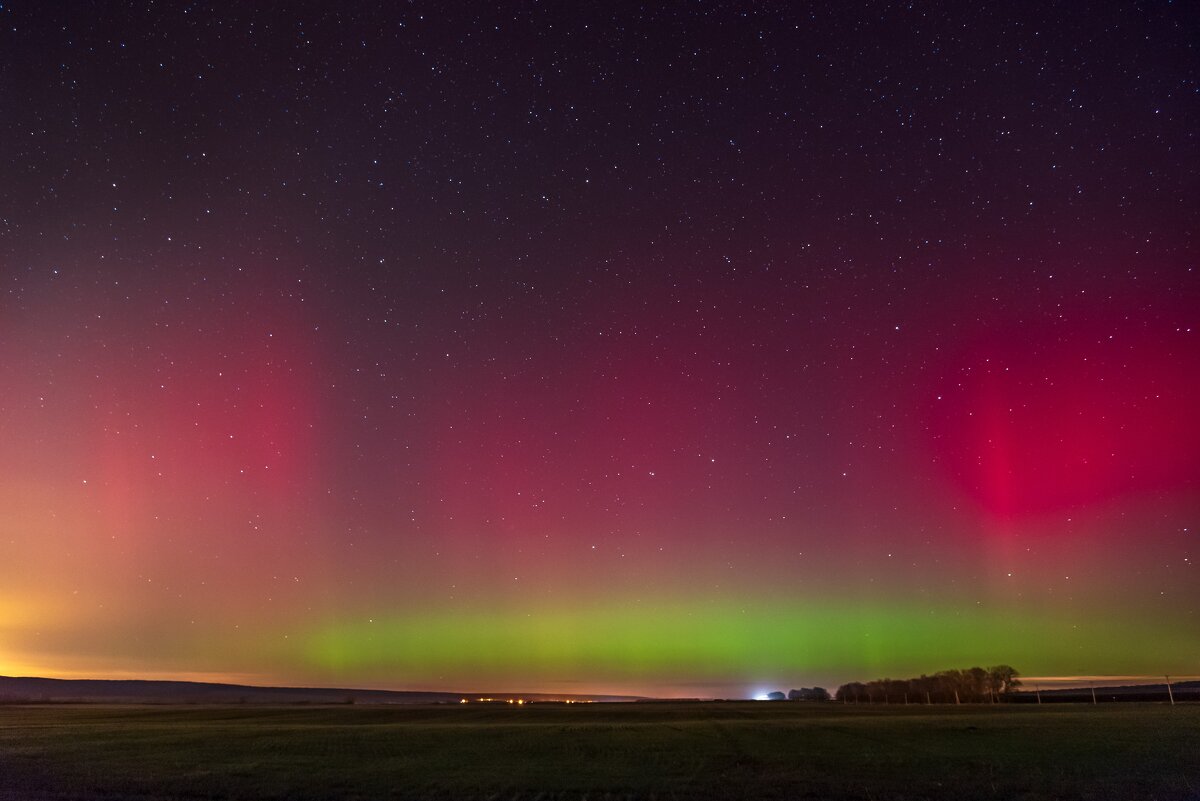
[835,665,1020,704]
[762,687,832,701]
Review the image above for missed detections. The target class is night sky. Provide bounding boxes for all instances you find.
[1,2,1197,698]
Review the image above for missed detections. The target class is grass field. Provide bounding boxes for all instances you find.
[0,702,1197,800]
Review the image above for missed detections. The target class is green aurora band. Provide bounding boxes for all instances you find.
[302,599,1199,692]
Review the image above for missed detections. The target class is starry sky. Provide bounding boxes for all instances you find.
[1,2,1197,698]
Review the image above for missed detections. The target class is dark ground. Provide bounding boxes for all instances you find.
[1,702,1197,800]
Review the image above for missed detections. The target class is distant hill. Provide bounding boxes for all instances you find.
[1016,680,1199,703]
[0,676,641,704]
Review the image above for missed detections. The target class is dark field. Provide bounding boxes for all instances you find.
[1,703,1197,800]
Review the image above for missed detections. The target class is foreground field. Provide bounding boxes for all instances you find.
[0,702,1196,800]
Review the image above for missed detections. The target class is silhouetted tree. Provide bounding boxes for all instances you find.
[835,682,868,702]
[987,665,1021,695]
[968,667,989,701]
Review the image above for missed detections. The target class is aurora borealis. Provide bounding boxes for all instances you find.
[1,3,1197,698]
